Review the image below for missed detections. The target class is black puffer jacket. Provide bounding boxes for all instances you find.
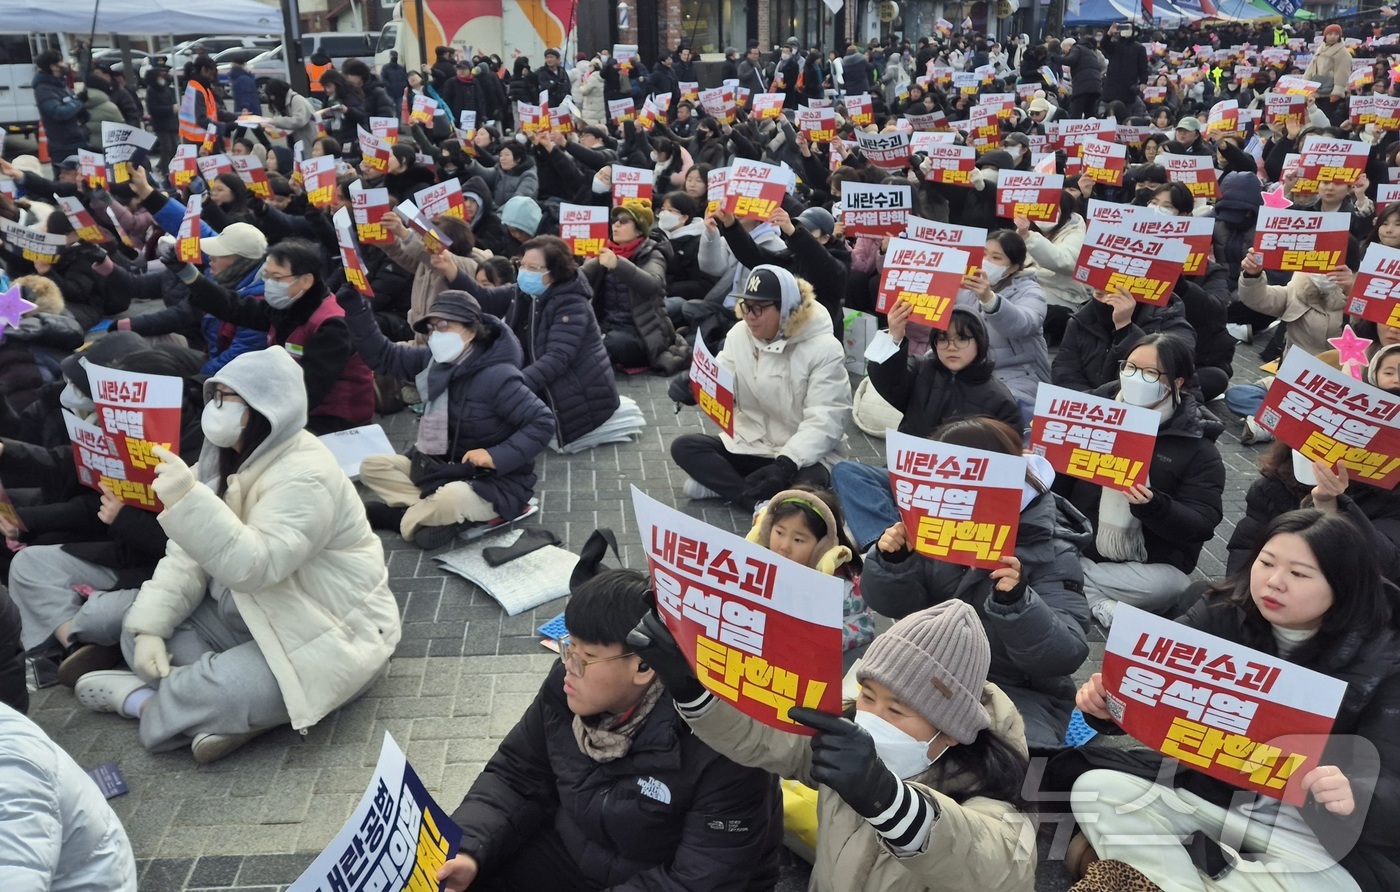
[342,297,553,519]
[1056,44,1104,98]
[455,271,622,446]
[450,662,784,891]
[38,243,129,330]
[462,173,511,255]
[862,489,1095,748]
[582,237,691,374]
[1050,293,1197,393]
[1176,260,1235,378]
[1057,388,1225,574]
[866,333,1025,438]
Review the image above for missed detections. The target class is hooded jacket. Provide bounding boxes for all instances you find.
[82,85,124,146]
[1238,269,1348,357]
[1213,172,1263,287]
[862,481,1094,749]
[342,301,554,519]
[123,346,402,732]
[37,242,127,331]
[461,173,512,255]
[954,268,1050,413]
[1058,387,1225,574]
[1056,44,1104,98]
[453,271,621,447]
[31,70,88,151]
[713,292,851,468]
[228,66,261,115]
[866,325,1025,439]
[0,277,83,413]
[451,662,783,890]
[1305,40,1352,99]
[381,230,478,343]
[1050,293,1196,393]
[680,683,1034,892]
[582,236,692,374]
[1022,214,1090,311]
[1101,35,1149,103]
[464,155,540,207]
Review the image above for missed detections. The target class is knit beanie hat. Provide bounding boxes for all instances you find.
[857,600,992,744]
[1324,24,1343,39]
[1028,93,1052,116]
[501,195,543,235]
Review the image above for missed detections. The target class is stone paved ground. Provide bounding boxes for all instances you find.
[24,315,1265,892]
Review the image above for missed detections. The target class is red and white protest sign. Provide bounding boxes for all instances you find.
[350,182,394,246]
[1161,154,1220,200]
[607,97,636,127]
[690,331,735,436]
[840,182,913,237]
[358,127,393,174]
[1277,75,1321,97]
[876,237,970,328]
[885,431,1025,570]
[1080,138,1127,187]
[916,143,975,186]
[1029,383,1157,491]
[797,106,837,145]
[394,199,453,254]
[1085,200,1214,277]
[1142,85,1167,104]
[1265,93,1307,129]
[705,168,729,217]
[995,171,1063,224]
[558,203,609,258]
[1255,349,1400,487]
[1253,209,1350,274]
[64,412,123,500]
[409,94,438,125]
[1373,94,1400,130]
[721,160,788,221]
[905,109,950,132]
[632,488,844,735]
[300,155,337,209]
[847,93,874,126]
[548,104,574,134]
[516,101,546,132]
[1048,118,1117,154]
[332,207,374,298]
[369,116,398,143]
[679,81,699,103]
[1347,242,1400,327]
[1102,605,1346,806]
[78,149,106,189]
[175,194,203,263]
[56,196,110,244]
[902,217,985,273]
[1378,185,1400,211]
[414,178,466,221]
[699,87,735,124]
[230,154,271,199]
[1073,221,1189,306]
[1205,99,1241,139]
[195,153,234,186]
[751,93,784,120]
[85,363,184,511]
[167,144,199,188]
[1293,135,1368,196]
[201,123,219,155]
[855,130,910,171]
[611,165,652,205]
[908,131,959,153]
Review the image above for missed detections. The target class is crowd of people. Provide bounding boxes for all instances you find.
[5,15,1400,892]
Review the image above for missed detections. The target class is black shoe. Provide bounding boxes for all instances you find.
[412,521,471,550]
[365,502,408,531]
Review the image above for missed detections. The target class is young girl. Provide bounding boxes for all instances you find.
[749,487,874,663]
[1071,509,1400,892]
[629,599,1035,892]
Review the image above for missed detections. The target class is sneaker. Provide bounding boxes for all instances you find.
[74,669,149,718]
[1226,323,1253,344]
[1241,416,1274,445]
[1089,600,1117,630]
[411,520,472,550]
[683,478,723,500]
[58,643,124,689]
[191,728,271,764]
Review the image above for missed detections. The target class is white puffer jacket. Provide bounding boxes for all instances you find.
[1022,213,1090,311]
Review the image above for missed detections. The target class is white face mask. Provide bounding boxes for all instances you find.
[1119,368,1169,407]
[1005,145,1024,163]
[657,210,683,231]
[650,152,661,163]
[982,261,1008,285]
[201,400,246,448]
[429,330,468,364]
[854,711,944,780]
[60,383,94,416]
[591,176,610,194]
[1308,273,1340,293]
[1149,203,1177,217]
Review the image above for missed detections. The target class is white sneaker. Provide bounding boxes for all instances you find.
[1226,323,1253,344]
[683,479,722,500]
[1241,416,1274,445]
[191,728,271,764]
[75,669,149,718]
[1090,600,1117,629]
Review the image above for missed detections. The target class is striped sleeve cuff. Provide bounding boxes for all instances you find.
[674,690,718,717]
[867,779,935,855]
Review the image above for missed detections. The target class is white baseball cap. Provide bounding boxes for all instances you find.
[200,222,268,259]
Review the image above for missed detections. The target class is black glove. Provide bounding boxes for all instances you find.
[626,607,705,702]
[742,456,798,504]
[667,373,697,407]
[789,707,902,819]
[415,461,488,498]
[990,568,1028,605]
[335,283,364,312]
[156,239,181,268]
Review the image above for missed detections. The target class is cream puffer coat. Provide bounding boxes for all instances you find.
[683,683,1035,892]
[1238,269,1347,358]
[1305,40,1352,100]
[123,347,402,732]
[717,291,852,468]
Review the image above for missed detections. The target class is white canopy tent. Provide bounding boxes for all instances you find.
[0,0,284,35]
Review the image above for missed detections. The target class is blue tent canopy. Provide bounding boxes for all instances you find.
[1066,0,1200,26]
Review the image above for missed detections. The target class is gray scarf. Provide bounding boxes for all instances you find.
[571,680,663,763]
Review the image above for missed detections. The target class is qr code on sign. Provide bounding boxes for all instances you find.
[1106,692,1125,723]
[1258,407,1281,430]
[1350,298,1367,314]
[1031,444,1047,457]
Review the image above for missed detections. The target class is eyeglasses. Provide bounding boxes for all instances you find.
[933,335,973,349]
[737,299,777,317]
[426,319,460,333]
[1118,360,1165,383]
[560,644,636,677]
[208,388,244,408]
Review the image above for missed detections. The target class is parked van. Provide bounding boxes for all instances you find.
[242,32,376,92]
[0,31,68,135]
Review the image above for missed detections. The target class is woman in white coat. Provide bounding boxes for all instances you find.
[670,265,852,511]
[72,347,402,763]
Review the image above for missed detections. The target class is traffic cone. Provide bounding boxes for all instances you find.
[37,123,50,163]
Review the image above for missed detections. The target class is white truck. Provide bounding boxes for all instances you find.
[0,32,70,136]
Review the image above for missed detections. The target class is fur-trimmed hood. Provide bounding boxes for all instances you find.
[13,275,64,315]
[731,279,827,343]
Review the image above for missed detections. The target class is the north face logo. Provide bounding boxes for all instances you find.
[637,776,672,804]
